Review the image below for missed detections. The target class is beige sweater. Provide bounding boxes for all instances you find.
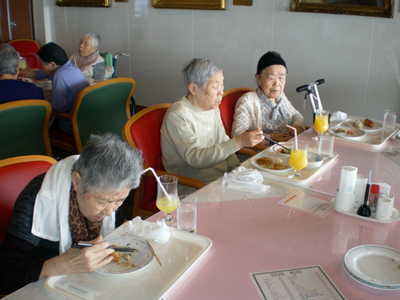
[161,96,240,194]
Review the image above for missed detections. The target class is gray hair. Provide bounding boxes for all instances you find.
[182,58,223,93]
[73,133,143,194]
[82,31,101,48]
[0,44,19,76]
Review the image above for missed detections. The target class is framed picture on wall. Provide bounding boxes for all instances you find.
[152,0,226,10]
[56,0,111,7]
[290,0,394,18]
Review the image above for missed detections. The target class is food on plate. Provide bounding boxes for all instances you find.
[279,147,291,154]
[353,119,363,129]
[255,156,288,170]
[334,128,355,135]
[111,245,137,263]
[364,118,375,127]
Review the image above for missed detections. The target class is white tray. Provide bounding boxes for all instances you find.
[332,119,398,149]
[330,198,400,224]
[243,147,338,187]
[44,223,212,300]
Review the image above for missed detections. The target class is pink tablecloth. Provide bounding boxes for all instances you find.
[154,193,400,300]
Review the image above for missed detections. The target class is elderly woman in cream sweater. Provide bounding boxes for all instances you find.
[161,58,264,194]
[232,51,305,145]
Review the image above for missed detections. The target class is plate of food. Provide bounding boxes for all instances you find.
[272,143,292,156]
[329,126,366,139]
[95,237,153,275]
[251,154,292,173]
[346,118,383,132]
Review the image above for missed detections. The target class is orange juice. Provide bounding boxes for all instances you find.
[289,149,308,171]
[156,196,179,213]
[314,114,329,134]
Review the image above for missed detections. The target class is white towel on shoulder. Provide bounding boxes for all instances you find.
[32,155,115,254]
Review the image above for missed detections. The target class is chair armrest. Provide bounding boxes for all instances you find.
[143,168,206,190]
[237,148,257,157]
[252,144,269,151]
[51,111,69,118]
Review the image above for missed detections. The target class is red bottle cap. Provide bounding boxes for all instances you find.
[370,184,380,194]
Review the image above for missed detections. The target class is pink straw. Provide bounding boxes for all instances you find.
[286,125,298,150]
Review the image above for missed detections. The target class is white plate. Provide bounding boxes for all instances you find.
[391,133,400,143]
[272,143,292,156]
[330,198,400,224]
[251,154,292,173]
[346,118,383,132]
[329,126,366,139]
[95,237,153,275]
[344,245,400,288]
[343,261,400,290]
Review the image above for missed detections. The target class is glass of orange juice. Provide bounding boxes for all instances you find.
[288,140,308,178]
[156,175,179,226]
[314,109,330,141]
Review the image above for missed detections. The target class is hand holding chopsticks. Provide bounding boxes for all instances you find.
[248,127,291,151]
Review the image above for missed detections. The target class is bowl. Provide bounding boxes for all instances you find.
[272,143,292,156]
[305,153,324,169]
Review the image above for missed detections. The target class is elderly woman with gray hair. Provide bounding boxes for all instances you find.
[161,58,264,194]
[0,133,143,294]
[69,31,105,80]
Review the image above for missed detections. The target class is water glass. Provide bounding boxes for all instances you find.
[318,132,334,158]
[177,195,197,233]
[383,109,397,131]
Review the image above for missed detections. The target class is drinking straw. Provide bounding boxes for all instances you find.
[141,167,170,198]
[286,125,298,150]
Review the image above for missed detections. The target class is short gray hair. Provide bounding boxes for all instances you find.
[83,31,101,48]
[0,44,19,76]
[73,133,143,194]
[182,58,223,93]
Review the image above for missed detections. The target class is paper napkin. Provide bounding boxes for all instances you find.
[125,216,170,243]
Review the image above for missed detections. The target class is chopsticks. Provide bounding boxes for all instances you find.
[248,127,291,151]
[71,242,137,252]
[146,239,162,267]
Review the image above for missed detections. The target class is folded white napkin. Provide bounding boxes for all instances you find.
[330,111,348,122]
[124,217,170,243]
[222,166,269,194]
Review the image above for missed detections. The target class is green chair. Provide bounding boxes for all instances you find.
[49,77,136,153]
[100,52,113,66]
[100,52,114,79]
[0,100,52,160]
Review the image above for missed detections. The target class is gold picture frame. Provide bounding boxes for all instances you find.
[56,0,111,7]
[152,0,226,10]
[290,0,393,18]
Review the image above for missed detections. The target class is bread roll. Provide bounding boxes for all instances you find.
[364,118,375,127]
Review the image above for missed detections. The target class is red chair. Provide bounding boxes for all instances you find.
[8,39,41,69]
[220,87,263,152]
[0,155,57,243]
[122,104,205,219]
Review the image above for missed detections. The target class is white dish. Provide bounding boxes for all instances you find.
[330,198,400,224]
[346,118,383,132]
[391,133,400,143]
[343,261,400,290]
[272,143,292,156]
[344,245,400,288]
[251,154,292,173]
[304,152,324,169]
[329,126,366,140]
[95,237,153,275]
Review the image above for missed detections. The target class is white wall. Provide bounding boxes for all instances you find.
[33,0,400,127]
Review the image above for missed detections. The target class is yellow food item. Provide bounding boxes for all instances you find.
[353,119,362,128]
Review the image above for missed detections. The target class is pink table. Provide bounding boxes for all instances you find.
[154,192,400,300]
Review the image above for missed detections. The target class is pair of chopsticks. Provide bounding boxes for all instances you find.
[72,242,137,252]
[248,127,291,151]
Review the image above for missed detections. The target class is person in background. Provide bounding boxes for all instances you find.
[161,58,264,194]
[232,51,305,145]
[69,31,105,81]
[0,133,143,295]
[35,42,90,133]
[0,44,44,104]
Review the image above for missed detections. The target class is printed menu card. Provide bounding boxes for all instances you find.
[250,265,346,300]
